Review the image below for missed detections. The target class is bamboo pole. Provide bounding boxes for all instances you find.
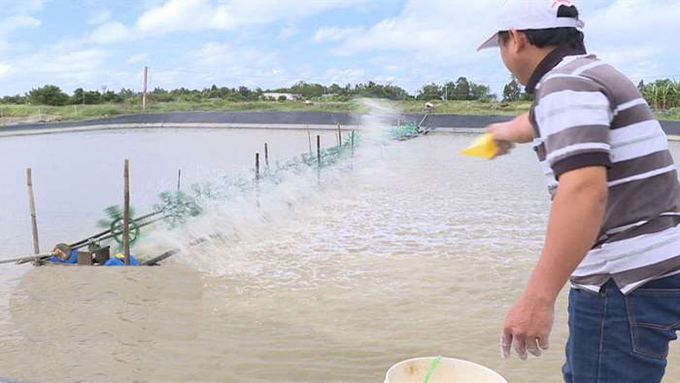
[307,128,312,156]
[316,135,321,166]
[123,160,130,266]
[264,143,269,169]
[255,153,260,181]
[316,135,321,181]
[0,253,52,265]
[26,168,40,255]
[351,131,355,157]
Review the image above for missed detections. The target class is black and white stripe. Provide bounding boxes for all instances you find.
[530,54,680,294]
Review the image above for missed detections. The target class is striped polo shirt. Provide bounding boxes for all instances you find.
[529,44,680,294]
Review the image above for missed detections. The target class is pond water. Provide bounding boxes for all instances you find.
[0,126,678,382]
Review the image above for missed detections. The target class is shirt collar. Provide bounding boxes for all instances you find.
[525,42,587,94]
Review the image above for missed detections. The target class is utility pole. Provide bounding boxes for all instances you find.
[142,66,149,111]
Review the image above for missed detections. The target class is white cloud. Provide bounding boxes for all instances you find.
[0,0,48,14]
[88,10,111,25]
[315,0,680,93]
[127,53,149,65]
[584,0,680,78]
[4,48,117,94]
[136,0,232,33]
[0,15,41,35]
[140,41,286,89]
[276,26,297,40]
[135,0,372,36]
[28,49,111,74]
[0,15,41,52]
[328,0,498,65]
[0,61,11,78]
[324,68,366,85]
[313,26,364,43]
[192,41,277,69]
[89,21,132,43]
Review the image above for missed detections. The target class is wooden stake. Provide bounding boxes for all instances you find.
[317,135,321,167]
[124,160,130,266]
[307,128,312,156]
[337,124,342,146]
[351,131,355,157]
[264,143,269,169]
[255,153,260,181]
[317,135,321,182]
[26,168,40,255]
[350,131,355,170]
[177,169,182,191]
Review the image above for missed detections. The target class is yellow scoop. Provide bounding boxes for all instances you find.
[460,133,498,159]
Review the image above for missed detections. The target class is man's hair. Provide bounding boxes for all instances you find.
[498,5,584,49]
[54,243,71,254]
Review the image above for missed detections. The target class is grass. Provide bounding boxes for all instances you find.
[0,99,678,125]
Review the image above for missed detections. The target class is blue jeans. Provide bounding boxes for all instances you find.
[563,274,680,382]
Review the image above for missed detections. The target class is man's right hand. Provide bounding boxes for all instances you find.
[486,122,516,158]
[485,112,535,158]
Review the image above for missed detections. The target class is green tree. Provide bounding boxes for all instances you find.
[28,85,70,106]
[290,81,325,99]
[71,88,85,104]
[442,81,455,100]
[351,81,410,100]
[453,77,472,100]
[503,76,521,102]
[328,83,343,95]
[470,83,492,100]
[237,86,253,100]
[118,88,137,101]
[417,83,442,101]
[1,94,26,104]
[83,90,103,104]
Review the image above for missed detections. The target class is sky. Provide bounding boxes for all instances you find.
[0,0,678,97]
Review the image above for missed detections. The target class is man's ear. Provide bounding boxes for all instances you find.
[507,28,527,53]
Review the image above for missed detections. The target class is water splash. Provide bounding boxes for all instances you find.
[136,99,411,286]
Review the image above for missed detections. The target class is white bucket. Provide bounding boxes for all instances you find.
[384,357,507,383]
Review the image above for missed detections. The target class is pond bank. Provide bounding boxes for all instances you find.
[2,111,680,140]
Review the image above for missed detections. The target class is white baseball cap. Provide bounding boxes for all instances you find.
[477,0,585,51]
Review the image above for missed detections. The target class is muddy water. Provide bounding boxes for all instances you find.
[0,130,679,382]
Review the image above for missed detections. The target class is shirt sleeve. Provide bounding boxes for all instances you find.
[534,76,613,179]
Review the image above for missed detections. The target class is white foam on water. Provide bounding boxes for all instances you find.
[138,100,410,287]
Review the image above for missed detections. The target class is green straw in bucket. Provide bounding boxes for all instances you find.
[422,356,442,383]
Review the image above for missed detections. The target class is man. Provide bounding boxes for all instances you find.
[49,243,78,264]
[479,1,680,382]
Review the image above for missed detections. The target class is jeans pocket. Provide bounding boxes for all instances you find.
[625,288,680,359]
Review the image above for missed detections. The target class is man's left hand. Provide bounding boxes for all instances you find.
[501,294,555,360]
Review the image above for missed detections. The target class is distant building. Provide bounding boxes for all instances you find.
[262,93,302,101]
